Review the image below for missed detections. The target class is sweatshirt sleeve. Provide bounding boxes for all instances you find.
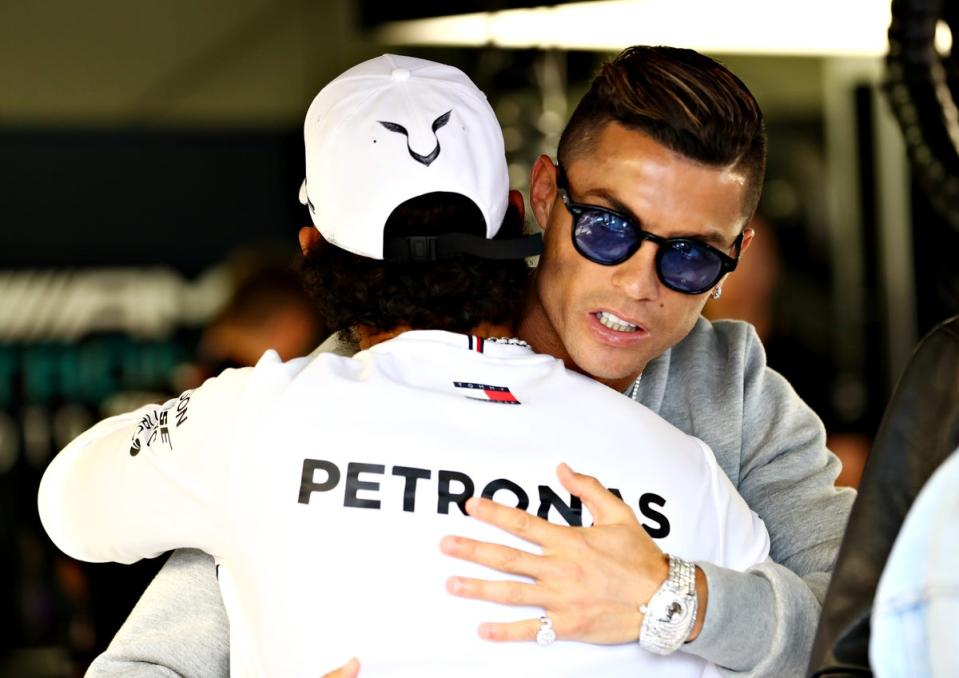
[38,366,254,565]
[683,325,855,676]
[86,549,230,678]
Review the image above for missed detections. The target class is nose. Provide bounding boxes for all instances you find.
[610,240,660,301]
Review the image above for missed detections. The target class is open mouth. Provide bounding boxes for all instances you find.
[595,310,641,333]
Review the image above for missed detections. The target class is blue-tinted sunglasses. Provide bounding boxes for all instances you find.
[556,166,744,295]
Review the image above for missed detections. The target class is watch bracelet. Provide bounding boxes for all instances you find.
[669,552,696,596]
[638,554,698,655]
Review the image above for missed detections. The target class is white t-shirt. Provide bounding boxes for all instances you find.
[40,330,769,678]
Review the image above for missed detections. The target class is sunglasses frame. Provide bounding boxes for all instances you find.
[555,166,744,295]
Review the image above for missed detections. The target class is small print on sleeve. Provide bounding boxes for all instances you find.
[129,390,193,457]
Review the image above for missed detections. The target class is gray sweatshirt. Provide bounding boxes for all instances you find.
[86,318,854,677]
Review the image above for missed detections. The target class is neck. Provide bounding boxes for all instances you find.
[354,325,411,350]
[516,275,643,393]
[516,282,572,365]
[354,322,516,350]
[471,321,517,339]
[600,372,644,394]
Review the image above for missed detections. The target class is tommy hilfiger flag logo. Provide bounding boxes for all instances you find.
[453,382,521,405]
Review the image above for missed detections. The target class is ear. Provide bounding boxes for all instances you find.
[716,226,756,289]
[507,189,525,222]
[738,226,755,258]
[529,155,558,231]
[298,226,322,255]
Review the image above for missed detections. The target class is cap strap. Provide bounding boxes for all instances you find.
[383,233,543,262]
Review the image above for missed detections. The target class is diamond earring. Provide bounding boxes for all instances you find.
[711,286,723,300]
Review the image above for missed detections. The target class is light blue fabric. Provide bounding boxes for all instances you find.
[871,447,959,677]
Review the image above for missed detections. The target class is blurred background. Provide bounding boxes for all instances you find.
[1,0,958,675]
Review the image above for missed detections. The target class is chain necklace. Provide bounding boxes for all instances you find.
[626,372,643,401]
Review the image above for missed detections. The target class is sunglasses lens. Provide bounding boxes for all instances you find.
[659,241,723,293]
[572,210,636,264]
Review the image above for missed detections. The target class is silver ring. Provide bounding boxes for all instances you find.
[536,615,556,646]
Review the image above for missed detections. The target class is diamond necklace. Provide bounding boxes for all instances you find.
[626,372,643,401]
[486,337,530,347]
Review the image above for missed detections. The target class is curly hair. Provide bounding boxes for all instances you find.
[297,192,531,337]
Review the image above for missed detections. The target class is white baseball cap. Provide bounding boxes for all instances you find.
[299,54,541,262]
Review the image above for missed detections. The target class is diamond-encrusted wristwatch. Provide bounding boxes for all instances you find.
[638,554,698,655]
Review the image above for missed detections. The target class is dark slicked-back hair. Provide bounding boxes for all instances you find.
[558,45,767,218]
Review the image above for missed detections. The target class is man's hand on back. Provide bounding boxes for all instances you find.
[441,463,706,645]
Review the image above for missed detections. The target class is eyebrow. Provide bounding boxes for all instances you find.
[575,186,736,249]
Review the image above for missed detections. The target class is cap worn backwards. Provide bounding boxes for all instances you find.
[299,54,542,262]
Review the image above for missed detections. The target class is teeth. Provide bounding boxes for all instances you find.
[597,311,639,332]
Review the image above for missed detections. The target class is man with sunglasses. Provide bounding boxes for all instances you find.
[88,46,852,677]
[437,47,850,678]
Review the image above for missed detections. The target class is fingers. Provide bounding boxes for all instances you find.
[556,463,634,525]
[477,618,544,643]
[462,467,632,536]
[440,534,550,578]
[446,575,546,608]
[322,657,360,678]
[463,496,563,545]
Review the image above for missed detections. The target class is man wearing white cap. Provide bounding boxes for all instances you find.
[79,47,853,678]
[40,54,770,677]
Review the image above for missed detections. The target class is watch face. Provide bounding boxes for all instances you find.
[649,591,694,626]
[639,557,698,655]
